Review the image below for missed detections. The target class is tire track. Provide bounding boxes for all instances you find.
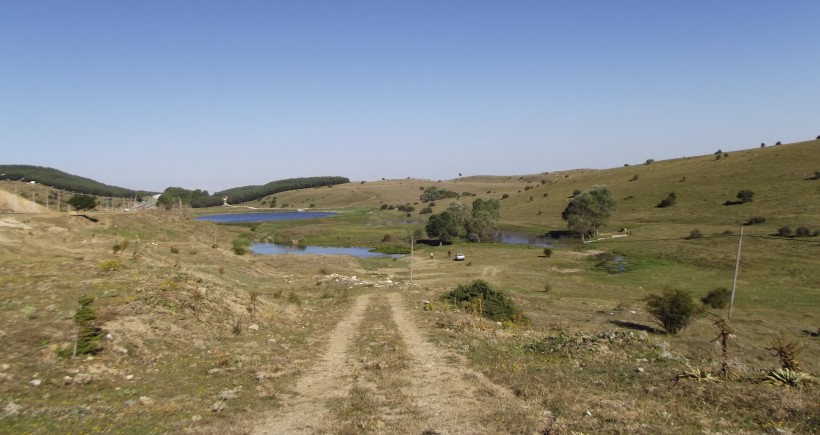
[255,294,371,434]
[387,292,540,434]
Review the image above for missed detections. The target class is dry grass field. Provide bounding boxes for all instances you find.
[0,140,818,433]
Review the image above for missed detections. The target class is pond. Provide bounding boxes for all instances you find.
[490,231,557,247]
[251,243,401,258]
[195,211,336,223]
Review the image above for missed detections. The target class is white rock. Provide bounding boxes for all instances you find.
[248,324,259,331]
[29,379,41,387]
[138,396,154,406]
[125,375,134,381]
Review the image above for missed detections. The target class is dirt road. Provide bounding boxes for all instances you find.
[255,292,541,434]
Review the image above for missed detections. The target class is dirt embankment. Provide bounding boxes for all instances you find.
[0,189,47,213]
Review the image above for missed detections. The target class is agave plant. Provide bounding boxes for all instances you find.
[761,368,815,387]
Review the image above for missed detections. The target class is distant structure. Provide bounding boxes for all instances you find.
[222,196,229,206]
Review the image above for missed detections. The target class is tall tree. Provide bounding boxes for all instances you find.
[425,211,459,244]
[561,186,617,241]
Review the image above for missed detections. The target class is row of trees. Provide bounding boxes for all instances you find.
[156,176,351,209]
[0,165,142,197]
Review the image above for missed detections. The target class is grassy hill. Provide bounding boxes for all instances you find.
[0,140,817,433]
[0,165,146,197]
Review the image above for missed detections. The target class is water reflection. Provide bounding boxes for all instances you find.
[491,231,556,247]
[252,243,400,258]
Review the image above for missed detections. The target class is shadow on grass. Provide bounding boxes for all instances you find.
[609,319,665,335]
[73,214,99,223]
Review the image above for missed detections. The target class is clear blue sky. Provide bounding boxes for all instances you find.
[2,1,818,193]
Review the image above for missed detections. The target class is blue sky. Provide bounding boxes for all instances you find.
[2,1,818,193]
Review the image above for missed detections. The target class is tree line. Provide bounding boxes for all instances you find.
[0,165,141,198]
[159,176,350,209]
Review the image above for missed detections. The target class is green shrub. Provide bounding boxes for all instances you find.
[542,248,553,258]
[170,246,179,254]
[630,174,639,181]
[442,279,521,323]
[419,207,433,214]
[746,216,766,225]
[657,192,676,208]
[777,226,793,237]
[97,259,121,271]
[686,229,704,239]
[701,287,730,309]
[73,295,103,356]
[232,237,252,255]
[795,227,813,237]
[645,288,701,334]
[736,190,754,203]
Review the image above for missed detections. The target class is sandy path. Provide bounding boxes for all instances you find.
[255,294,372,434]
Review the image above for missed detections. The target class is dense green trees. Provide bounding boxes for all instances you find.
[154,176,350,208]
[425,211,459,244]
[419,186,459,203]
[426,198,501,243]
[0,165,139,197]
[67,194,97,212]
[561,186,617,240]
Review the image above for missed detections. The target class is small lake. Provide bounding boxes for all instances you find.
[252,243,400,258]
[196,211,336,223]
[491,231,556,247]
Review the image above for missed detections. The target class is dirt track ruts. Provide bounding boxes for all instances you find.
[255,292,539,434]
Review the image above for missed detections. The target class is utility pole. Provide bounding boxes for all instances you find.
[728,225,743,319]
[409,234,414,286]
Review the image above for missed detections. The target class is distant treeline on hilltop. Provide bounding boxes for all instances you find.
[0,165,143,197]
[160,176,350,208]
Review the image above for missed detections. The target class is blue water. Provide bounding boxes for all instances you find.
[491,231,555,247]
[252,243,400,258]
[195,211,336,223]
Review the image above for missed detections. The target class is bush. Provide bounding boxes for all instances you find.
[419,207,433,214]
[629,174,639,181]
[232,237,252,255]
[736,190,754,203]
[542,248,553,258]
[686,229,703,239]
[746,216,766,225]
[657,192,676,208]
[645,288,701,334]
[381,234,392,242]
[501,193,510,199]
[645,159,654,165]
[701,287,731,309]
[777,226,793,237]
[73,296,103,355]
[97,259,121,271]
[795,227,813,237]
[442,280,521,322]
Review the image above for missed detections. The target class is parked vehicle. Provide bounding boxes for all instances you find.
[454,253,465,261]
